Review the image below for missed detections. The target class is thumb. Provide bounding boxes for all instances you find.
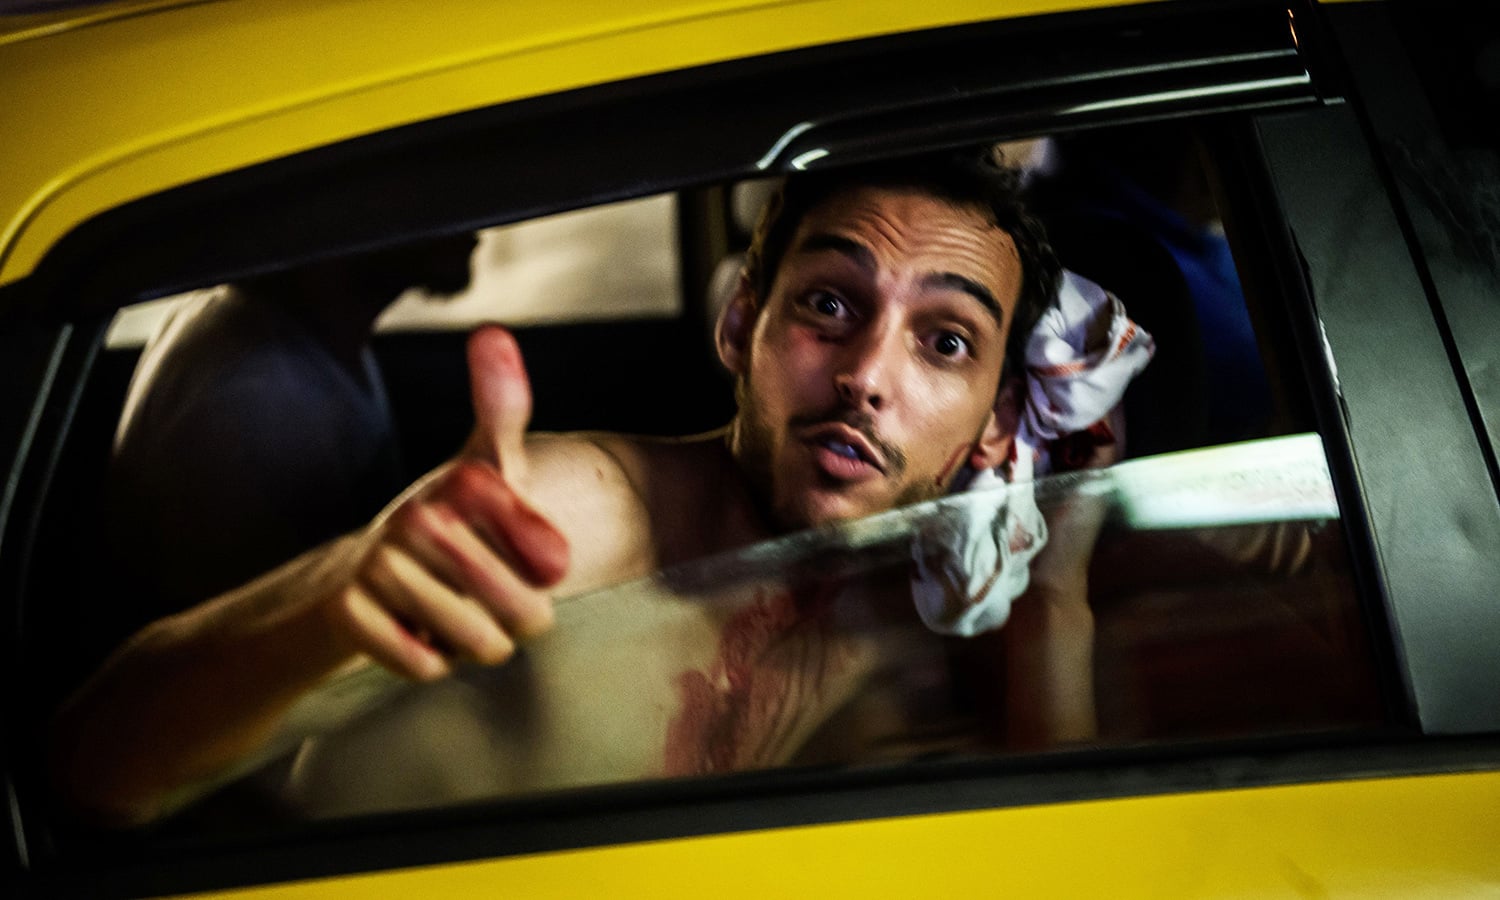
[465,325,532,480]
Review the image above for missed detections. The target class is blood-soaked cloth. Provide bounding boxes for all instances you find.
[911,270,1154,637]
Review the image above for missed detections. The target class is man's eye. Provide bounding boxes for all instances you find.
[806,291,846,317]
[932,331,971,358]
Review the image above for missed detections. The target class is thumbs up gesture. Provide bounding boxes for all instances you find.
[324,325,570,681]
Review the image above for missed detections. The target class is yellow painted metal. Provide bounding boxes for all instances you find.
[0,0,1163,291]
[174,769,1500,898]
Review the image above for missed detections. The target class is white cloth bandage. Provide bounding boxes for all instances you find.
[911,270,1155,637]
[1019,270,1157,476]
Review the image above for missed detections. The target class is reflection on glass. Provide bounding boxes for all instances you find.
[194,434,1379,821]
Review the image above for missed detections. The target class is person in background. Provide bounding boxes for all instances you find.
[108,234,477,622]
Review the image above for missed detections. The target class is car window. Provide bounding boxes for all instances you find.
[46,122,1387,839]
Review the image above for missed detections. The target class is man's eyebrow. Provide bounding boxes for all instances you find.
[795,230,1005,325]
[796,232,874,270]
[924,272,1004,325]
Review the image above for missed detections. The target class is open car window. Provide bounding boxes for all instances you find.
[51,121,1387,838]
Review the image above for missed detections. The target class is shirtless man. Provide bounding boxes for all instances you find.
[51,151,1104,826]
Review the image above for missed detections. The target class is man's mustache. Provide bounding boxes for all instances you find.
[788,408,907,476]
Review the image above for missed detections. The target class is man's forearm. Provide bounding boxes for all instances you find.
[49,538,361,827]
[1003,581,1097,749]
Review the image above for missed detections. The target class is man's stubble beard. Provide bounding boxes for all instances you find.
[728,372,953,534]
[728,373,784,530]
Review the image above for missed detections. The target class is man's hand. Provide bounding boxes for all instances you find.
[50,327,577,826]
[324,326,570,681]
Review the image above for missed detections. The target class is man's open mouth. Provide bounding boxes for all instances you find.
[801,423,887,478]
[822,439,865,461]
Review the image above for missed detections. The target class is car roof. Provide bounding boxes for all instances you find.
[0,0,1170,292]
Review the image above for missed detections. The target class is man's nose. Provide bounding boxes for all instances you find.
[834,324,903,411]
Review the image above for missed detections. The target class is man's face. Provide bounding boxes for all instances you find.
[725,186,1022,530]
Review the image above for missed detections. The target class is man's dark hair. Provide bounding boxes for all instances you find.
[742,148,1061,381]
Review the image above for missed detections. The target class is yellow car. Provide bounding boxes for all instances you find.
[3,0,1498,896]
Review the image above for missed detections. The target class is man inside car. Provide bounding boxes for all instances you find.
[51,150,1120,826]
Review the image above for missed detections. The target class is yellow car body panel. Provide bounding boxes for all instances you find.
[0,0,1155,290]
[186,770,1500,898]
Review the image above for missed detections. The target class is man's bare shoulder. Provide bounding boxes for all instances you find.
[602,430,767,567]
[525,430,725,493]
[593,430,731,483]
[526,430,762,578]
[521,430,750,593]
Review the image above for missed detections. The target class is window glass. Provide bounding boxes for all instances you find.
[200,432,1367,823]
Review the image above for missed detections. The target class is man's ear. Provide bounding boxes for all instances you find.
[971,375,1023,470]
[715,275,760,375]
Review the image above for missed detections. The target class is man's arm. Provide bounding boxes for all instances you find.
[49,327,651,827]
[1002,410,1122,750]
[1002,498,1103,749]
